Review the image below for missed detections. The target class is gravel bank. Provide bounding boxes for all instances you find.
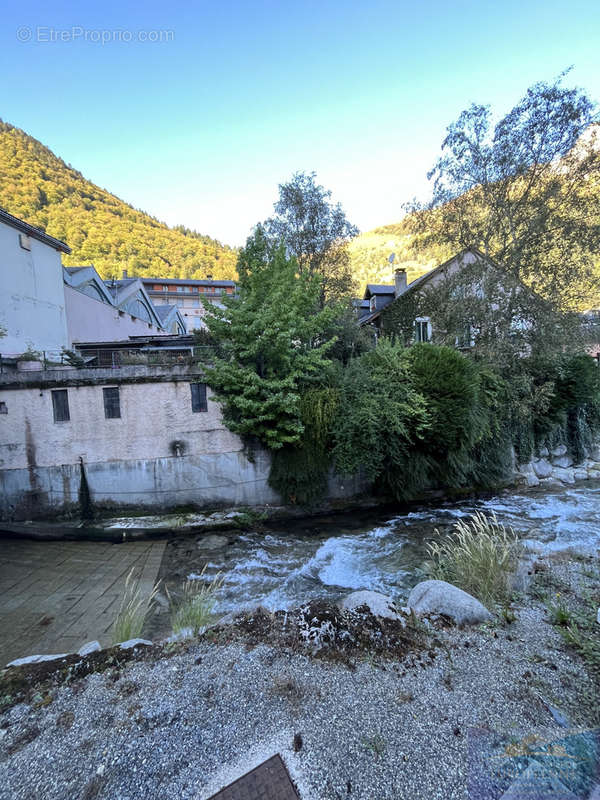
[1,555,598,800]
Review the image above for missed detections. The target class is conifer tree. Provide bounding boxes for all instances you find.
[202,227,337,449]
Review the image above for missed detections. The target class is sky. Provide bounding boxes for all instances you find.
[1,0,599,246]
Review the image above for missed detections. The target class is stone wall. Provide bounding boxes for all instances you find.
[514,443,600,489]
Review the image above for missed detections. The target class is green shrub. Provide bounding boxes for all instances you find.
[425,511,522,607]
[269,386,339,505]
[402,344,497,491]
[332,339,430,499]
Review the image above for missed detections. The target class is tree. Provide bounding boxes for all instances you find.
[202,228,337,449]
[408,73,600,312]
[264,171,359,306]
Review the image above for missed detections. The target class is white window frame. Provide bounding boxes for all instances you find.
[414,317,431,343]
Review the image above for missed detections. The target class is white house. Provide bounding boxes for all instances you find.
[0,207,71,357]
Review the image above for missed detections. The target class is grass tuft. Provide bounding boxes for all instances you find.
[168,567,224,636]
[425,511,522,607]
[111,569,160,645]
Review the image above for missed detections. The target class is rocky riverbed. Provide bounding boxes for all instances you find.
[1,552,598,800]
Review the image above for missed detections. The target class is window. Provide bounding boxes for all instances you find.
[103,387,121,419]
[19,233,31,251]
[190,382,208,412]
[456,325,473,349]
[0,401,7,414]
[52,389,70,422]
[414,319,430,343]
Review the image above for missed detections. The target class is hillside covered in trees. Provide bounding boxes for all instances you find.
[348,219,450,290]
[0,120,238,280]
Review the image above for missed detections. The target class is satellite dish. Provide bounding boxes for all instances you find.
[388,252,396,264]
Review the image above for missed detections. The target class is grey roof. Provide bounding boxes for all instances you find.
[153,304,177,322]
[64,266,90,275]
[366,284,395,295]
[0,206,71,253]
[143,277,236,288]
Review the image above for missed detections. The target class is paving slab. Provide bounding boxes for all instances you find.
[0,538,166,665]
[207,755,300,800]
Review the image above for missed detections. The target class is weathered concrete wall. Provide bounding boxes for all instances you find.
[64,285,165,344]
[0,374,240,470]
[0,450,280,519]
[0,223,69,357]
[0,368,368,519]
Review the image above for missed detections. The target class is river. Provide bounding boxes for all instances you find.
[181,482,600,614]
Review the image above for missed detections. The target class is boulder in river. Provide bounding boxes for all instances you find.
[196,534,229,550]
[552,454,574,468]
[407,580,493,626]
[533,459,553,479]
[552,467,575,485]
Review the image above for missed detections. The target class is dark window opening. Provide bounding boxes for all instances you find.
[103,387,121,419]
[52,389,70,422]
[190,382,207,413]
[414,320,430,343]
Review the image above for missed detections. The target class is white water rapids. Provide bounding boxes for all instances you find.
[189,483,600,613]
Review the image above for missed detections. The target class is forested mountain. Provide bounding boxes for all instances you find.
[0,120,238,280]
[347,219,449,290]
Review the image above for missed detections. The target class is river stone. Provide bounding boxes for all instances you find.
[539,477,566,490]
[538,446,549,457]
[553,467,576,484]
[78,641,101,657]
[552,444,568,457]
[533,459,553,479]
[339,590,403,620]
[7,652,69,668]
[574,468,588,481]
[119,638,152,650]
[552,454,573,468]
[196,534,229,550]
[407,580,493,627]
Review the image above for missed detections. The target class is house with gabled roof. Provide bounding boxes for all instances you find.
[358,246,538,348]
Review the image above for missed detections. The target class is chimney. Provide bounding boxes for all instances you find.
[122,269,128,280]
[394,268,407,297]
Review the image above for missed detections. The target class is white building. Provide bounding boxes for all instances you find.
[0,207,71,357]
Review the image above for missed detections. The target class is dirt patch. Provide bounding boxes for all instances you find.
[204,599,434,667]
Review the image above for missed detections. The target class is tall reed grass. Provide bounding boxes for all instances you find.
[426,511,521,606]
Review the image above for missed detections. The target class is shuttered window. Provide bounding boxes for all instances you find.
[190,382,207,413]
[52,390,70,422]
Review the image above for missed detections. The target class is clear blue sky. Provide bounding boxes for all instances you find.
[1,0,599,245]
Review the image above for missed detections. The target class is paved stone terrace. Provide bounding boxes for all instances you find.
[0,538,166,666]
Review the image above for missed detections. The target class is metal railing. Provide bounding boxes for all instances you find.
[75,346,219,369]
[1,346,219,372]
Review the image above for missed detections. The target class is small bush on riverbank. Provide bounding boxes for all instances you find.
[425,512,521,607]
[168,569,224,635]
[112,570,160,644]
